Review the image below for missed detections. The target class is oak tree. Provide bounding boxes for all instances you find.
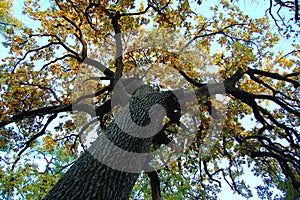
[0,0,299,199]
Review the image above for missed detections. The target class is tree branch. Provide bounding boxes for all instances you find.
[146,171,162,200]
[12,113,57,170]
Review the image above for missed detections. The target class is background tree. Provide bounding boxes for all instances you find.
[0,0,299,199]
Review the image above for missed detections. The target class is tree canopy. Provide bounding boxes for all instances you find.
[0,0,23,36]
[0,0,299,199]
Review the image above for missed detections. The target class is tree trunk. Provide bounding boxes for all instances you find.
[43,151,139,200]
[44,85,181,199]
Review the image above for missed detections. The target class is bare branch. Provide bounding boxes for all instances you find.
[19,83,63,104]
[12,113,57,170]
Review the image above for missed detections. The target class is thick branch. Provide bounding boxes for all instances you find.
[0,104,71,128]
[0,87,112,128]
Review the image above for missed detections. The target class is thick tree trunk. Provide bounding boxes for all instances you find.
[44,111,151,199]
[44,151,139,200]
[44,85,181,199]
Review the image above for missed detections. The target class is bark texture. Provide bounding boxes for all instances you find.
[44,152,139,200]
[44,85,181,199]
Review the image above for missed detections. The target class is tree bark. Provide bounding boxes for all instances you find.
[44,85,181,199]
[44,151,139,200]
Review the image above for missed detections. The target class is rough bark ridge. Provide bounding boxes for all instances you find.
[44,85,181,200]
